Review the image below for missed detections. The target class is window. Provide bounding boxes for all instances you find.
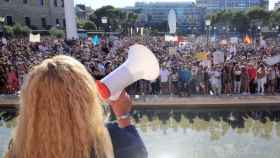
[40,0,44,6]
[23,0,28,4]
[54,0,58,7]
[61,0,64,7]
[41,18,46,27]
[56,19,60,26]
[25,17,31,26]
[63,19,66,27]
[6,16,13,25]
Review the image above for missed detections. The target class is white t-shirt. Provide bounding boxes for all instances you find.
[160,68,170,83]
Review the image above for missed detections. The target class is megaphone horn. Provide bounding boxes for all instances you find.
[97,44,160,100]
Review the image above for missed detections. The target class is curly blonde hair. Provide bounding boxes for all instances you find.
[5,55,113,158]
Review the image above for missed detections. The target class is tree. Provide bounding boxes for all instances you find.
[3,25,14,37]
[269,10,280,27]
[231,11,250,34]
[78,20,97,30]
[89,5,138,32]
[12,23,30,37]
[246,6,270,25]
[49,27,65,38]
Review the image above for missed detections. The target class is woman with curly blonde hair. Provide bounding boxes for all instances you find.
[5,55,147,158]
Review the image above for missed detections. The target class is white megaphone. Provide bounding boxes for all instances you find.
[96,44,160,100]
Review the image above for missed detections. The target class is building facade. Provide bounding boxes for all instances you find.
[197,0,269,14]
[0,0,65,30]
[274,2,280,10]
[134,2,205,34]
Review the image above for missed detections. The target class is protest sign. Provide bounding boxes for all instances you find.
[230,37,238,44]
[165,35,178,42]
[264,55,280,66]
[200,60,211,68]
[29,33,40,43]
[195,52,208,61]
[213,51,224,64]
[168,47,177,55]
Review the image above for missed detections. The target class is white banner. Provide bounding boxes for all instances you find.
[165,35,178,42]
[230,37,238,44]
[29,33,40,43]
[264,55,280,66]
[200,60,211,68]
[140,27,144,36]
[213,51,224,65]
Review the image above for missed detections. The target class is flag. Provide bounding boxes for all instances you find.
[92,35,100,46]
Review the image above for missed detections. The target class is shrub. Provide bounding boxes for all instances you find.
[12,23,31,37]
[49,27,65,38]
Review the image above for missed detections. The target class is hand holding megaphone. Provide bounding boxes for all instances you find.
[96,44,160,101]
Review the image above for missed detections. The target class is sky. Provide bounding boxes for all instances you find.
[75,0,280,10]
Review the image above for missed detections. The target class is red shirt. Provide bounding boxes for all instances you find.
[247,67,257,80]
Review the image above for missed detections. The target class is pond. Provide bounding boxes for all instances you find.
[1,109,280,158]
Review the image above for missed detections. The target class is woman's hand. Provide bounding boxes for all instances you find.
[109,91,132,128]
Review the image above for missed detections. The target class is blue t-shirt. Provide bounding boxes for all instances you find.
[178,69,192,82]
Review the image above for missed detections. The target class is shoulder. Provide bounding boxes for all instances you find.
[106,123,148,158]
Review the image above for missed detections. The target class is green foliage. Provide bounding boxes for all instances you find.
[12,23,31,37]
[3,25,14,37]
[210,7,280,34]
[78,20,97,30]
[49,27,65,38]
[3,24,30,37]
[269,10,280,26]
[89,5,138,32]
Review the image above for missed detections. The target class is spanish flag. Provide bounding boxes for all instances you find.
[244,35,252,44]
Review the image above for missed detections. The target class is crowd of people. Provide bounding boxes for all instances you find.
[0,35,280,96]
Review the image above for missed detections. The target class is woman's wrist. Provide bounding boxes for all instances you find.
[115,112,131,128]
[117,118,131,128]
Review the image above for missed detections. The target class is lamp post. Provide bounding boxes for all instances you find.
[257,26,261,42]
[205,19,211,49]
[101,17,108,35]
[0,16,5,37]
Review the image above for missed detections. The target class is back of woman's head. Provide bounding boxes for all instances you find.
[11,55,113,158]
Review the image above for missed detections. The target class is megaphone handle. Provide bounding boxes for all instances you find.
[109,91,122,101]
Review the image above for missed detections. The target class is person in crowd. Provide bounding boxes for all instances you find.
[256,64,266,95]
[178,65,192,97]
[6,66,19,93]
[267,65,278,94]
[222,64,232,95]
[209,66,222,96]
[247,63,257,94]
[170,69,179,95]
[5,55,148,158]
[240,66,250,95]
[196,65,206,94]
[159,65,171,94]
[233,64,242,94]
[0,64,7,93]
